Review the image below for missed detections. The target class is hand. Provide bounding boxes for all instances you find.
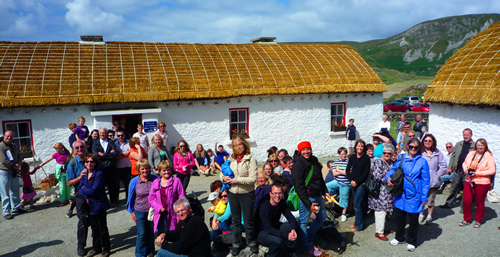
[469,171,476,177]
[98,152,104,156]
[131,212,137,223]
[288,229,297,241]
[387,178,393,187]
[350,181,357,187]
[160,207,165,213]
[212,221,219,231]
[182,166,187,172]
[110,150,115,153]
[310,202,319,213]
[135,144,141,150]
[446,168,453,175]
[79,169,88,179]
[223,176,231,183]
[155,233,165,246]
[325,193,330,200]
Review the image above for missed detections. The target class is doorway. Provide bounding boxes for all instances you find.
[112,114,142,140]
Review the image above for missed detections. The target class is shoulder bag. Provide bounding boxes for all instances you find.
[287,166,313,211]
[363,173,381,197]
[386,155,416,197]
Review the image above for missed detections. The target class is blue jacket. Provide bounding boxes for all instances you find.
[346,125,356,140]
[385,153,430,213]
[77,170,110,215]
[126,174,158,213]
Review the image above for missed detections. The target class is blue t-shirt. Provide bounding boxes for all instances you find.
[216,150,229,164]
[374,144,383,158]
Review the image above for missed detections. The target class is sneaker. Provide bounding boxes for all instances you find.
[4,214,13,220]
[60,201,65,206]
[77,248,87,257]
[390,239,404,246]
[19,204,24,209]
[341,214,347,222]
[12,209,27,214]
[250,244,259,254]
[30,205,35,209]
[86,250,102,257]
[101,251,110,257]
[407,244,415,252]
[231,247,240,256]
[67,210,73,218]
[418,214,425,225]
[306,248,322,256]
[425,216,432,225]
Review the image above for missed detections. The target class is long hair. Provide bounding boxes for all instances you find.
[474,138,491,153]
[231,135,251,159]
[422,134,437,152]
[354,139,367,154]
[406,138,423,155]
[151,134,164,147]
[175,140,190,157]
[195,144,206,158]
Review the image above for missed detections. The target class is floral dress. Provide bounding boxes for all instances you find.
[368,158,394,212]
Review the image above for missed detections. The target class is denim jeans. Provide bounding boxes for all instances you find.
[134,210,155,257]
[210,219,232,241]
[157,248,187,257]
[0,170,21,216]
[228,190,256,249]
[257,223,296,257]
[326,180,350,208]
[352,185,367,230]
[440,173,453,184]
[298,196,326,251]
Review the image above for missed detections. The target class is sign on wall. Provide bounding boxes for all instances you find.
[143,120,158,132]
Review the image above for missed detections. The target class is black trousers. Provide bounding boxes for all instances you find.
[89,212,111,252]
[116,167,131,201]
[75,193,89,250]
[176,173,191,193]
[103,167,119,203]
[257,223,296,257]
[445,170,466,207]
[394,208,419,245]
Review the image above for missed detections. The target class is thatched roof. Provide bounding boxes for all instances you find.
[0,41,385,108]
[424,22,500,106]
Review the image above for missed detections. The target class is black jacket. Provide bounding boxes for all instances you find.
[291,152,327,210]
[345,154,371,188]
[160,214,211,257]
[92,138,117,169]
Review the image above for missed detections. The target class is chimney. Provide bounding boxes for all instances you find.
[250,37,277,44]
[80,35,105,45]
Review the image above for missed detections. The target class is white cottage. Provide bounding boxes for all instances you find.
[424,23,500,191]
[0,37,386,180]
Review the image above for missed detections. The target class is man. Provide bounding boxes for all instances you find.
[439,142,454,189]
[401,123,415,153]
[396,114,406,135]
[256,182,298,257]
[155,197,210,257]
[413,115,427,139]
[93,128,118,204]
[66,140,89,256]
[441,129,474,209]
[0,131,26,220]
[278,149,289,169]
[107,130,116,142]
[214,142,229,166]
[115,130,131,201]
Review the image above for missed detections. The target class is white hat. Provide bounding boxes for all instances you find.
[207,192,219,201]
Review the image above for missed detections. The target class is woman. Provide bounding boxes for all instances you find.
[210,189,232,241]
[173,140,195,192]
[148,160,185,235]
[268,153,283,175]
[87,129,99,151]
[378,114,397,146]
[460,138,496,228]
[368,144,395,241]
[194,144,211,176]
[254,170,272,208]
[396,123,407,153]
[126,159,157,257]
[154,122,169,150]
[345,140,371,232]
[148,134,169,175]
[291,141,329,256]
[77,154,111,257]
[262,161,276,180]
[129,137,148,177]
[222,134,258,255]
[419,134,447,225]
[386,138,430,252]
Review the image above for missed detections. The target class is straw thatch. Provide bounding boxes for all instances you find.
[0,41,385,108]
[424,22,500,106]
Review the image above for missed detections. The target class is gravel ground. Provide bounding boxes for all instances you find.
[1,166,500,257]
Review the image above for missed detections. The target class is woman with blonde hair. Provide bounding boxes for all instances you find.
[194,144,211,176]
[173,140,195,192]
[268,153,283,174]
[254,169,272,208]
[148,134,169,175]
[154,122,169,149]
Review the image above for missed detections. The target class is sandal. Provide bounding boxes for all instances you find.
[473,222,481,228]
[459,221,471,226]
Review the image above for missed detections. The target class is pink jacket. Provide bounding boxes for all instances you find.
[148,176,185,232]
[173,151,195,175]
[463,151,496,185]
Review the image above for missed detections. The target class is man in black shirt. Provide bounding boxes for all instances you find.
[256,182,298,257]
[441,128,474,209]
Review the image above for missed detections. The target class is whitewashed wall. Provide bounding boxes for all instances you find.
[429,103,500,192]
[0,93,383,181]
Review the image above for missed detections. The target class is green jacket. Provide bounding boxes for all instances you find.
[448,140,474,171]
[0,141,21,171]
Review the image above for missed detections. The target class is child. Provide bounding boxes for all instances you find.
[34,143,72,205]
[325,147,350,222]
[133,124,149,152]
[74,117,89,143]
[207,149,221,172]
[346,119,356,155]
[214,142,229,166]
[366,143,375,169]
[68,123,77,148]
[207,191,226,216]
[282,156,294,187]
[20,162,37,209]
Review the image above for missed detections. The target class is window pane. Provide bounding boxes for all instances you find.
[6,124,17,135]
[18,122,30,137]
[230,123,238,133]
[230,111,237,122]
[12,139,21,150]
[337,105,344,115]
[239,110,246,122]
[331,105,336,116]
[20,138,31,150]
[336,116,343,125]
[238,123,246,132]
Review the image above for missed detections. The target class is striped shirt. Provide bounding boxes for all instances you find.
[334,159,350,185]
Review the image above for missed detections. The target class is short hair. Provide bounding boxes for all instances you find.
[354,140,367,153]
[78,116,85,121]
[382,143,395,153]
[326,160,334,168]
[84,154,101,168]
[157,160,172,172]
[99,127,107,133]
[129,137,140,148]
[136,159,151,172]
[463,128,473,135]
[210,180,223,192]
[137,123,144,128]
[422,134,437,151]
[69,123,77,129]
[404,121,412,126]
[218,145,224,149]
[107,130,115,135]
[278,149,288,155]
[256,170,272,186]
[267,146,278,157]
[282,156,293,164]
[231,135,251,159]
[157,122,167,129]
[337,147,348,154]
[421,126,428,133]
[271,180,284,192]
[366,144,374,151]
[91,129,99,135]
[151,134,164,146]
[173,196,190,210]
[349,118,354,122]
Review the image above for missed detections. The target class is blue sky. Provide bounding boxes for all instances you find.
[1,0,499,43]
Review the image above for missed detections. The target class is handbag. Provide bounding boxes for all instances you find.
[487,189,500,203]
[286,166,313,211]
[363,174,380,197]
[147,207,154,221]
[386,155,416,197]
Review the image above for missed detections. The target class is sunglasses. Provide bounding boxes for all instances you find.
[117,134,124,137]
[179,145,186,148]
[221,195,228,198]
[446,146,453,149]
[424,140,433,143]
[408,145,419,150]
[270,160,278,163]
[408,135,415,138]
[383,152,392,155]
[85,161,95,163]
[159,125,165,128]
[75,146,85,149]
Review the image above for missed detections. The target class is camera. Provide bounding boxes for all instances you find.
[468,168,475,176]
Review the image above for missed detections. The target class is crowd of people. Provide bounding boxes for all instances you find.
[0,113,497,257]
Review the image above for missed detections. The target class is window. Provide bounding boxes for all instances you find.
[229,108,248,138]
[2,120,33,152]
[331,103,346,131]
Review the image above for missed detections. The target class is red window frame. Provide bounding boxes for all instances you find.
[229,108,249,139]
[2,119,34,151]
[331,102,346,131]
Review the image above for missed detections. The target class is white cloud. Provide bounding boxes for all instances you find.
[65,0,125,36]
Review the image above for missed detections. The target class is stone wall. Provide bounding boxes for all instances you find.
[384,112,429,122]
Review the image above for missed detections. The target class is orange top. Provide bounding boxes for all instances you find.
[129,147,148,176]
[462,151,496,185]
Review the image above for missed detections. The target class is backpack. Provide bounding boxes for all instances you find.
[188,191,204,220]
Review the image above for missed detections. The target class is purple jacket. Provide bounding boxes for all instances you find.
[148,176,185,232]
[422,148,448,188]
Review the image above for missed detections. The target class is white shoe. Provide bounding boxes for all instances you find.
[341,215,347,222]
[390,239,404,246]
[407,244,415,252]
[418,214,425,225]
[425,216,432,225]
